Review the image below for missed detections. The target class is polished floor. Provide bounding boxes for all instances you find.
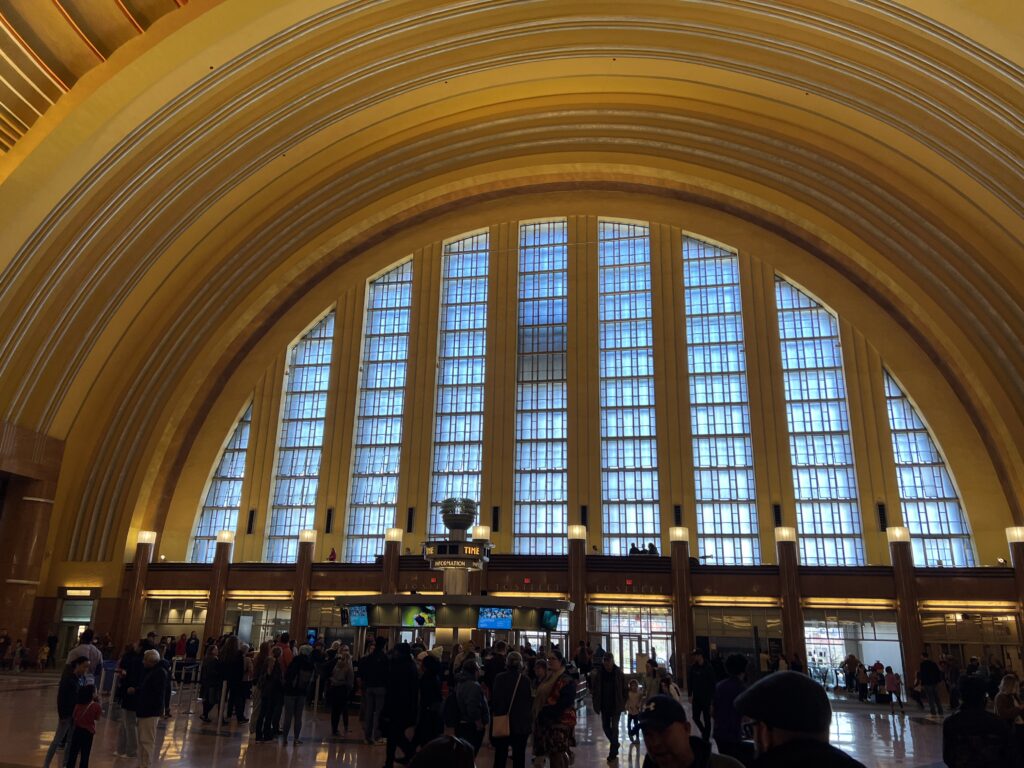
[0,672,945,767]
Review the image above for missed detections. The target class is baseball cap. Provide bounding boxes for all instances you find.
[734,672,832,733]
[636,694,689,731]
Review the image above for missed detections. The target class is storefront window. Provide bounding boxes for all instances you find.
[693,606,782,674]
[803,608,902,686]
[224,600,291,646]
[589,604,674,674]
[921,611,1021,674]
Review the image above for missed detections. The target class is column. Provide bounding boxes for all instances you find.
[1007,528,1024,653]
[121,531,156,647]
[202,531,234,641]
[567,525,587,649]
[775,527,806,662]
[289,530,316,640]
[0,477,55,640]
[669,526,694,684]
[383,527,403,595]
[887,526,923,673]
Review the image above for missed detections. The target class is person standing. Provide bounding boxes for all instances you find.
[358,636,389,744]
[254,646,284,742]
[383,643,419,767]
[43,656,89,768]
[711,654,749,764]
[198,644,222,723]
[885,666,905,714]
[115,641,142,758]
[919,651,945,716]
[281,644,315,744]
[66,629,103,681]
[413,652,444,750]
[637,694,743,768]
[688,649,717,741]
[185,632,199,661]
[220,636,247,725]
[535,652,577,768]
[276,632,294,673]
[453,659,489,755]
[590,652,627,762]
[65,684,102,768]
[490,651,533,768]
[327,647,355,736]
[137,649,167,768]
[943,674,1015,767]
[734,671,866,766]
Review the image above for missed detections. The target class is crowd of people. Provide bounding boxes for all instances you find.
[29,626,1024,767]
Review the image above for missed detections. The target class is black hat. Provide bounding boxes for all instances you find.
[637,695,689,731]
[735,672,831,733]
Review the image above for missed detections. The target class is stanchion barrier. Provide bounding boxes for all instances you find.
[313,675,321,711]
[219,680,228,722]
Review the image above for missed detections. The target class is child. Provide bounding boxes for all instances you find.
[885,666,905,714]
[659,674,686,705]
[37,644,49,672]
[66,684,102,768]
[625,679,643,743]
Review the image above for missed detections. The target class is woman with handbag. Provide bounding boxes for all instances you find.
[490,652,534,768]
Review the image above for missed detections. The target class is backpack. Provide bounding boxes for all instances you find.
[442,691,461,728]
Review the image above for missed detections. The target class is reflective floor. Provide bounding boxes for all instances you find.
[0,673,944,767]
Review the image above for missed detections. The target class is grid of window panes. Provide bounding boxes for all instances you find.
[683,237,760,564]
[775,278,864,565]
[429,233,489,537]
[598,221,660,555]
[265,314,335,562]
[344,262,413,562]
[514,221,569,554]
[191,405,252,563]
[884,372,975,566]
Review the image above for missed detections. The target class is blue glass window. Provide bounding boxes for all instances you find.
[775,278,864,565]
[598,221,660,555]
[344,262,413,562]
[191,405,252,563]
[684,237,760,564]
[265,313,335,562]
[514,221,569,554]
[884,372,974,566]
[429,233,489,536]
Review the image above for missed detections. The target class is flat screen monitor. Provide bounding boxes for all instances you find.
[401,605,436,628]
[540,609,560,631]
[348,605,369,627]
[477,606,513,630]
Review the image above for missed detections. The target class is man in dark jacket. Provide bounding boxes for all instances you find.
[590,652,627,761]
[919,651,945,716]
[138,648,168,768]
[358,636,389,744]
[639,694,743,768]
[734,671,866,767]
[454,659,490,754]
[688,649,717,741]
[942,673,1014,767]
[43,656,88,768]
[281,645,315,743]
[383,643,419,768]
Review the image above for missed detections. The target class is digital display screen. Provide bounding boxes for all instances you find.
[401,605,436,628]
[477,606,513,630]
[348,605,369,627]
[540,609,560,631]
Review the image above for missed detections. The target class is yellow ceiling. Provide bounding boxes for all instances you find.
[0,0,1021,563]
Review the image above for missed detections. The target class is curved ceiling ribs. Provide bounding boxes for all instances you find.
[0,1,1020,560]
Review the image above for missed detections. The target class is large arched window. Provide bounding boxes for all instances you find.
[775,278,864,566]
[884,372,975,567]
[684,237,760,565]
[428,233,490,537]
[190,404,252,563]
[513,220,569,554]
[265,313,335,563]
[344,261,413,562]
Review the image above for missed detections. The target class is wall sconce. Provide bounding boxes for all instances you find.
[471,525,491,542]
[886,526,911,544]
[385,527,404,543]
[299,529,317,543]
[1006,527,1024,544]
[669,526,689,542]
[216,530,235,544]
[137,530,157,545]
[567,525,587,540]
[774,526,797,543]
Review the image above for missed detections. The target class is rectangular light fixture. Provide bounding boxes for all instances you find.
[802,598,896,609]
[145,590,210,598]
[886,526,911,543]
[669,526,689,542]
[1006,527,1024,544]
[385,527,404,542]
[567,525,587,540]
[774,526,796,543]
[137,530,157,545]
[694,595,781,607]
[471,525,491,541]
[588,594,672,605]
[216,530,235,543]
[64,589,94,598]
[298,529,317,543]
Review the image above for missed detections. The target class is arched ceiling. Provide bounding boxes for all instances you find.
[0,0,1021,562]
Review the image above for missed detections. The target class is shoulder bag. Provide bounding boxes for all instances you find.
[491,673,522,738]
